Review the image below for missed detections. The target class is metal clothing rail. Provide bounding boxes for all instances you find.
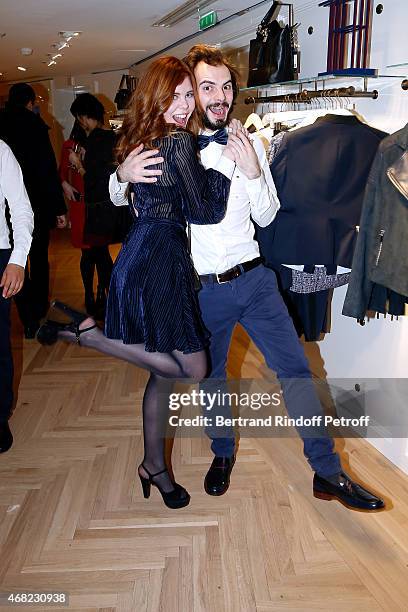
[244,85,378,104]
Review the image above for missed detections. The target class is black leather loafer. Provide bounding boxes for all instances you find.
[313,471,385,511]
[0,422,13,454]
[204,456,235,496]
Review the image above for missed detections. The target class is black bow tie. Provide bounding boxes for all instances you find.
[197,129,228,150]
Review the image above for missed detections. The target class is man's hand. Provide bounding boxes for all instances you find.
[0,263,25,298]
[117,144,164,183]
[56,215,67,229]
[225,128,261,180]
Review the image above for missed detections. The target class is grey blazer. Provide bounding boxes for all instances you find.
[343,123,408,319]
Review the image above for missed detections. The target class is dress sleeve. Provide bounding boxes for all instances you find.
[173,131,233,225]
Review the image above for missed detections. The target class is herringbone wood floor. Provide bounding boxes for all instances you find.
[2,230,408,612]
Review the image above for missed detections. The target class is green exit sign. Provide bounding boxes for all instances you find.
[199,11,217,31]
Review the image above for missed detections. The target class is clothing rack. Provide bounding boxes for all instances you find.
[244,85,378,104]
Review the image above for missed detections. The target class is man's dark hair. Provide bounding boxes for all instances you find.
[7,83,36,107]
[70,93,105,123]
[184,44,240,102]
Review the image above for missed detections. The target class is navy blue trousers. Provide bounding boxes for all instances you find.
[198,265,341,477]
[0,249,13,423]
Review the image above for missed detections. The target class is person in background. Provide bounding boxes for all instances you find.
[59,121,97,315]
[68,94,116,319]
[0,139,34,452]
[0,83,67,338]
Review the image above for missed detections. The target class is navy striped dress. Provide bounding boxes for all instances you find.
[105,130,231,353]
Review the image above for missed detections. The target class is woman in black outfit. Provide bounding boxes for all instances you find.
[37,57,247,509]
[69,94,116,318]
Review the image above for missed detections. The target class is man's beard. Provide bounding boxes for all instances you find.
[201,102,231,131]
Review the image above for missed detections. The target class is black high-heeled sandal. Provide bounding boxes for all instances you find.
[36,300,98,346]
[138,464,190,509]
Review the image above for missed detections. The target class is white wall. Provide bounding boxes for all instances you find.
[52,69,126,144]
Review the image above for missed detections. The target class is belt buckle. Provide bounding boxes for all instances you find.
[216,272,229,284]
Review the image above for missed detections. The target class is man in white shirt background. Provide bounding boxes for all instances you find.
[109,45,384,512]
[0,140,34,453]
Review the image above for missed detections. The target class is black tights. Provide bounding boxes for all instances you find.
[60,323,207,491]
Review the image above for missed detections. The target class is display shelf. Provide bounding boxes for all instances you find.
[240,72,406,93]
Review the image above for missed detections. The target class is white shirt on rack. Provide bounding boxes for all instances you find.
[109,131,280,275]
[0,140,34,267]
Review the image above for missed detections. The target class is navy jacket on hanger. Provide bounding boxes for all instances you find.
[257,114,387,268]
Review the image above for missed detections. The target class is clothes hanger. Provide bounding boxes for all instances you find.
[244,112,264,131]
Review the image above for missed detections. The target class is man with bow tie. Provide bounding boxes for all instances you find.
[109,45,384,512]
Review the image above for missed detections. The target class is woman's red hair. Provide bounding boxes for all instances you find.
[116,56,198,164]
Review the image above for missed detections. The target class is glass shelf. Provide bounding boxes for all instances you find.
[386,62,408,69]
[240,72,406,92]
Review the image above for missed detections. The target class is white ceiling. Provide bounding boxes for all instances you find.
[0,0,272,82]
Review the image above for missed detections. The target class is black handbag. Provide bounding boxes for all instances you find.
[114,74,138,111]
[247,1,300,87]
[83,199,133,246]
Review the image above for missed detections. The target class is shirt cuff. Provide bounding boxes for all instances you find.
[245,173,266,196]
[8,249,28,268]
[214,156,235,180]
[109,170,129,204]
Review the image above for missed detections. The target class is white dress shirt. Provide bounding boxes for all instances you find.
[0,140,34,267]
[109,130,280,275]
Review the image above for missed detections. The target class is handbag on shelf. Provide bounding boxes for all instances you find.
[247,1,300,87]
[114,74,138,111]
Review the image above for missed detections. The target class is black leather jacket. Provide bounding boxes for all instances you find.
[343,123,408,319]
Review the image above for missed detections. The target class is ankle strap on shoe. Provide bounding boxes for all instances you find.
[141,465,168,479]
[75,324,97,345]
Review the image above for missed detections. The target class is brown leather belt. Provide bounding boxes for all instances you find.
[199,257,263,284]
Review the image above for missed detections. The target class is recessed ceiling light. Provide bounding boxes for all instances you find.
[47,60,56,67]
[52,53,62,59]
[59,31,81,39]
[17,66,27,71]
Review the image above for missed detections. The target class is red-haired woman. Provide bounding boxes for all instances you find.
[37,56,240,508]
